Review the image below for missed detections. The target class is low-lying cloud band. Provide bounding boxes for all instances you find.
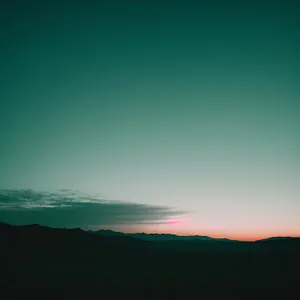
[0,189,186,229]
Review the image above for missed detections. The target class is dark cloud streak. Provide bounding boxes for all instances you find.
[0,189,185,228]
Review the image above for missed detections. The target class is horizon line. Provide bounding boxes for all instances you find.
[2,221,300,242]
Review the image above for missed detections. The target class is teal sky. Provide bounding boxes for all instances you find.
[1,0,299,240]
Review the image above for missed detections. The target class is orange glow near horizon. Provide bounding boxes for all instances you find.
[107,219,300,241]
[119,227,300,241]
[94,214,300,241]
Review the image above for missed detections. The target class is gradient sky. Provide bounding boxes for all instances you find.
[1,0,299,240]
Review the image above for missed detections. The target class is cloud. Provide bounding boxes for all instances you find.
[0,189,186,229]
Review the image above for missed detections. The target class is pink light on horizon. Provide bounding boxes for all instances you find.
[166,218,186,225]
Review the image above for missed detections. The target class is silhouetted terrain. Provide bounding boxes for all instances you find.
[1,222,300,298]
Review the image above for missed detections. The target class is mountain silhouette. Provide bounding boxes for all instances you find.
[95,229,223,241]
[1,222,299,298]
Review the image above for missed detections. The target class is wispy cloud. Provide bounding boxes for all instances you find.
[0,189,186,228]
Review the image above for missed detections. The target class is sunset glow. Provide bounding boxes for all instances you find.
[1,0,299,240]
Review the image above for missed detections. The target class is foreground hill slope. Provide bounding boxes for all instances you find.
[1,222,300,298]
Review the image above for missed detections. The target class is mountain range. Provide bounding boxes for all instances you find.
[93,229,236,241]
[1,222,300,298]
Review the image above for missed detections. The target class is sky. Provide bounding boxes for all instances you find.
[1,0,299,240]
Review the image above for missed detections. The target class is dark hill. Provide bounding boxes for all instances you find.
[1,222,299,299]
